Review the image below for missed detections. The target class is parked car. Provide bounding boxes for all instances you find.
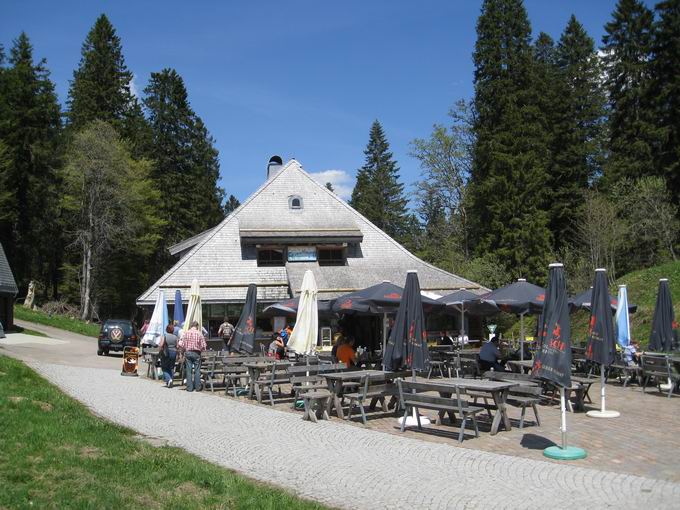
[98,319,138,355]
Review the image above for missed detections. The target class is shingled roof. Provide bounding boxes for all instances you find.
[137,160,487,305]
[0,243,18,296]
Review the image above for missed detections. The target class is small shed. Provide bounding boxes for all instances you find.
[0,242,18,331]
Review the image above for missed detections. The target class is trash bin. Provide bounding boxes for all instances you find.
[121,346,140,377]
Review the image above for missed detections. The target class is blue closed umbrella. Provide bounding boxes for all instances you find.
[174,290,184,327]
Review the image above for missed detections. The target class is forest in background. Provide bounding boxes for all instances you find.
[1,0,679,320]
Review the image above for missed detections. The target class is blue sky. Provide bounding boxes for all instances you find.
[3,1,638,204]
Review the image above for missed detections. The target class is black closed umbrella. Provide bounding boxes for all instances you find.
[585,269,620,418]
[571,287,637,313]
[230,284,257,353]
[483,278,545,361]
[532,263,586,460]
[649,278,678,352]
[383,271,430,373]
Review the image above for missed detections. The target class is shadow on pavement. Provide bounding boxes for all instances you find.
[520,433,557,450]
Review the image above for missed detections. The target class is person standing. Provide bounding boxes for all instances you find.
[217,317,235,351]
[178,320,207,392]
[158,324,178,388]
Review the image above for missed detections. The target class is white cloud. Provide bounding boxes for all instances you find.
[309,169,354,200]
[129,73,140,98]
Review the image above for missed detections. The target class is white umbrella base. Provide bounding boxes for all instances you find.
[398,410,431,427]
[586,409,620,418]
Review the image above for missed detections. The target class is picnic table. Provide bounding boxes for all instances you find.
[144,347,161,379]
[507,359,534,373]
[423,378,517,435]
[244,360,292,399]
[323,370,408,419]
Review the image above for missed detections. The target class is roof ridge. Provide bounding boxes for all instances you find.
[136,160,300,302]
[293,166,487,291]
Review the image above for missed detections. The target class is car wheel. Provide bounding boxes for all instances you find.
[97,349,103,356]
[104,350,109,356]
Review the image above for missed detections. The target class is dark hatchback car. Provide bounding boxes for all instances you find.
[98,320,139,355]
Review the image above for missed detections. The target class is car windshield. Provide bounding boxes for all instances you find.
[104,322,133,335]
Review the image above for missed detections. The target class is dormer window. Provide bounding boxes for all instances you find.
[289,195,303,210]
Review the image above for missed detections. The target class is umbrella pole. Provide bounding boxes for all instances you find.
[543,386,588,460]
[520,312,525,362]
[586,368,620,418]
[382,313,388,372]
[460,307,465,343]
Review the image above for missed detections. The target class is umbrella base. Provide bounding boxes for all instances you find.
[398,413,431,427]
[543,445,587,461]
[586,409,620,418]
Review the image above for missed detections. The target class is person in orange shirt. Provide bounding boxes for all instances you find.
[336,337,357,367]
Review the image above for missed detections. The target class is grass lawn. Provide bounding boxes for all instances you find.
[0,355,326,510]
[13,304,101,338]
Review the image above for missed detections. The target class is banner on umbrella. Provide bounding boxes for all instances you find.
[532,264,572,388]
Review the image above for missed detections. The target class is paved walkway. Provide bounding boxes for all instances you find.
[28,361,680,510]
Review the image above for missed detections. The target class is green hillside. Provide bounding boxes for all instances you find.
[503,261,679,348]
[571,261,680,347]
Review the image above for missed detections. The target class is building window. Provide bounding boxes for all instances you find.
[257,248,285,266]
[289,195,303,209]
[318,247,345,266]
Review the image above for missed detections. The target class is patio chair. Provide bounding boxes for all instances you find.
[641,354,680,398]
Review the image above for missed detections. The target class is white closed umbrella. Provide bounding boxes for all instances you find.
[142,290,168,346]
[287,270,318,355]
[183,279,202,333]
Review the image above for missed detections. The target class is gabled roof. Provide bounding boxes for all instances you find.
[137,159,487,305]
[0,243,18,296]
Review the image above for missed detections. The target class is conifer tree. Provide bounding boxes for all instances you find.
[650,0,680,200]
[224,195,241,215]
[549,16,606,248]
[601,0,657,185]
[469,0,552,282]
[0,33,61,292]
[144,68,225,272]
[351,120,408,241]
[67,14,148,153]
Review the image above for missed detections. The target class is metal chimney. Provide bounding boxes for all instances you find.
[267,155,283,180]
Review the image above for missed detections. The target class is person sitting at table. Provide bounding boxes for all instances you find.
[273,330,288,360]
[331,328,345,361]
[479,336,505,372]
[623,340,642,366]
[336,337,358,367]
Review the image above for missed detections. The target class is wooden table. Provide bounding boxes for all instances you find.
[507,359,534,373]
[244,360,292,399]
[144,348,161,380]
[323,370,408,419]
[430,378,517,435]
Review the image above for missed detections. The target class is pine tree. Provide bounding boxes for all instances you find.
[325,182,334,192]
[350,120,408,240]
[468,0,552,282]
[143,68,225,273]
[549,16,606,248]
[224,195,241,215]
[650,0,680,201]
[601,0,657,185]
[67,14,148,153]
[0,33,62,293]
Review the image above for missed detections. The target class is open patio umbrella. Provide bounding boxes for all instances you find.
[287,270,319,356]
[384,271,431,427]
[615,285,631,348]
[142,290,168,346]
[262,297,332,316]
[585,269,620,419]
[173,289,184,327]
[532,263,586,460]
[183,279,202,333]
[649,278,678,352]
[230,284,257,353]
[570,287,637,313]
[438,289,499,339]
[483,278,545,361]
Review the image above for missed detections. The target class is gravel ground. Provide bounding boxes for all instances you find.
[28,361,680,510]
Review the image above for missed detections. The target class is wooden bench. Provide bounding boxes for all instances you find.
[345,376,399,425]
[253,362,292,405]
[641,355,680,398]
[397,379,483,442]
[483,371,541,428]
[301,390,332,422]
